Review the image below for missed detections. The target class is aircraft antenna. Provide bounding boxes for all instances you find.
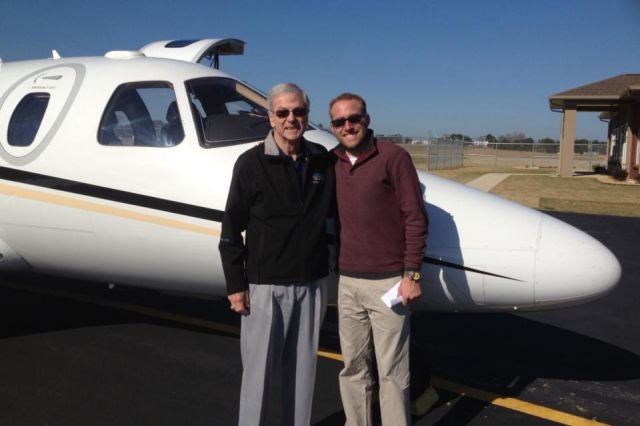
[52,50,61,59]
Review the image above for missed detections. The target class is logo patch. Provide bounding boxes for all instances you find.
[311,171,325,184]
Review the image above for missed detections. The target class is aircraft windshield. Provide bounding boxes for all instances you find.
[186,78,271,147]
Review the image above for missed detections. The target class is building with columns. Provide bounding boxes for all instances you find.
[549,74,640,179]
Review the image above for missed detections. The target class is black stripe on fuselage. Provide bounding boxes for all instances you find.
[0,166,224,222]
[423,256,523,281]
[0,167,523,281]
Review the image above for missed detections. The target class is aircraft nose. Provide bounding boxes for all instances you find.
[533,214,621,307]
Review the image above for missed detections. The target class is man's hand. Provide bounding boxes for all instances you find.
[228,289,250,315]
[398,276,422,306]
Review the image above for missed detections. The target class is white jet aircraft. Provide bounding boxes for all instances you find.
[0,39,621,311]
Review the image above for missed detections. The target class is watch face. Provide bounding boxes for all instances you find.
[406,271,420,281]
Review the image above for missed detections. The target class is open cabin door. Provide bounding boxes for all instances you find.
[139,39,245,69]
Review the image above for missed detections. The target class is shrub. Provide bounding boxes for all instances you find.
[607,159,621,170]
[610,167,628,181]
[593,165,607,174]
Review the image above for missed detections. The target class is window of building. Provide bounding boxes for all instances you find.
[98,82,184,147]
[7,93,50,146]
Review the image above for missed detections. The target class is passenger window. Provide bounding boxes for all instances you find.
[186,77,270,147]
[7,93,50,146]
[98,82,184,147]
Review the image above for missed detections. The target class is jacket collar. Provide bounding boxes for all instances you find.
[263,130,321,158]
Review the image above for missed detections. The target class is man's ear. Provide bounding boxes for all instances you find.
[267,111,276,129]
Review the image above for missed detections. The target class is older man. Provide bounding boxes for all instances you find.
[219,83,334,426]
[329,92,428,425]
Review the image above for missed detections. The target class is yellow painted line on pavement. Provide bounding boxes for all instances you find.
[2,279,609,425]
[431,377,609,426]
[317,349,343,362]
[313,348,608,425]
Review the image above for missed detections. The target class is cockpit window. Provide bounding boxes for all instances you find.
[7,93,50,146]
[98,82,184,147]
[186,77,271,147]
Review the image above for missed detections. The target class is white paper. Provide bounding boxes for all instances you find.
[381,281,403,308]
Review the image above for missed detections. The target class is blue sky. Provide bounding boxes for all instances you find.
[2,0,638,140]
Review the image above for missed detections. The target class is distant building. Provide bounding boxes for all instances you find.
[408,138,429,145]
[549,74,640,179]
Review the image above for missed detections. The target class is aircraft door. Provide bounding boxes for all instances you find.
[0,64,83,165]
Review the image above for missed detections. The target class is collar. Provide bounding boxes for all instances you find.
[263,130,321,157]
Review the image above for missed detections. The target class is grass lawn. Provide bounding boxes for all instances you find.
[490,174,640,217]
[409,151,640,217]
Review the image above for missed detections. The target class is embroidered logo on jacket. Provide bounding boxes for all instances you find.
[311,171,325,184]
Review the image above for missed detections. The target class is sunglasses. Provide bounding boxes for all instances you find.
[330,113,365,128]
[273,107,308,118]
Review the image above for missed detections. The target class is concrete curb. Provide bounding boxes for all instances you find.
[465,173,512,192]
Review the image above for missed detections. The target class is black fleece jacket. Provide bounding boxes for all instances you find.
[219,132,335,295]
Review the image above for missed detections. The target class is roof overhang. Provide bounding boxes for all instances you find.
[548,94,640,112]
[550,88,640,112]
[549,99,620,112]
[548,74,640,112]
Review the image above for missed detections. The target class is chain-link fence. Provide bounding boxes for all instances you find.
[427,139,463,170]
[462,141,607,170]
[399,140,607,171]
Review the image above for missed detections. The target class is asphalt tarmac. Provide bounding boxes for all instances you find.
[0,212,638,425]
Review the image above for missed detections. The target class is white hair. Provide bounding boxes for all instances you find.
[267,83,310,111]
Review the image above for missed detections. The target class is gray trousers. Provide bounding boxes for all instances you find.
[238,279,326,426]
[338,275,411,426]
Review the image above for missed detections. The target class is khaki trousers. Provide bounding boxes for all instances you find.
[338,275,411,426]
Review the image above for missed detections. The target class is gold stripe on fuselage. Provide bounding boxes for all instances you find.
[0,181,220,237]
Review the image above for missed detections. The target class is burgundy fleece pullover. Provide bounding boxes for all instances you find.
[332,134,428,276]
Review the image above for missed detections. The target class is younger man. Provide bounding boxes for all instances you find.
[329,93,428,425]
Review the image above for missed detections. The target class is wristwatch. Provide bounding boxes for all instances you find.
[404,270,421,281]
